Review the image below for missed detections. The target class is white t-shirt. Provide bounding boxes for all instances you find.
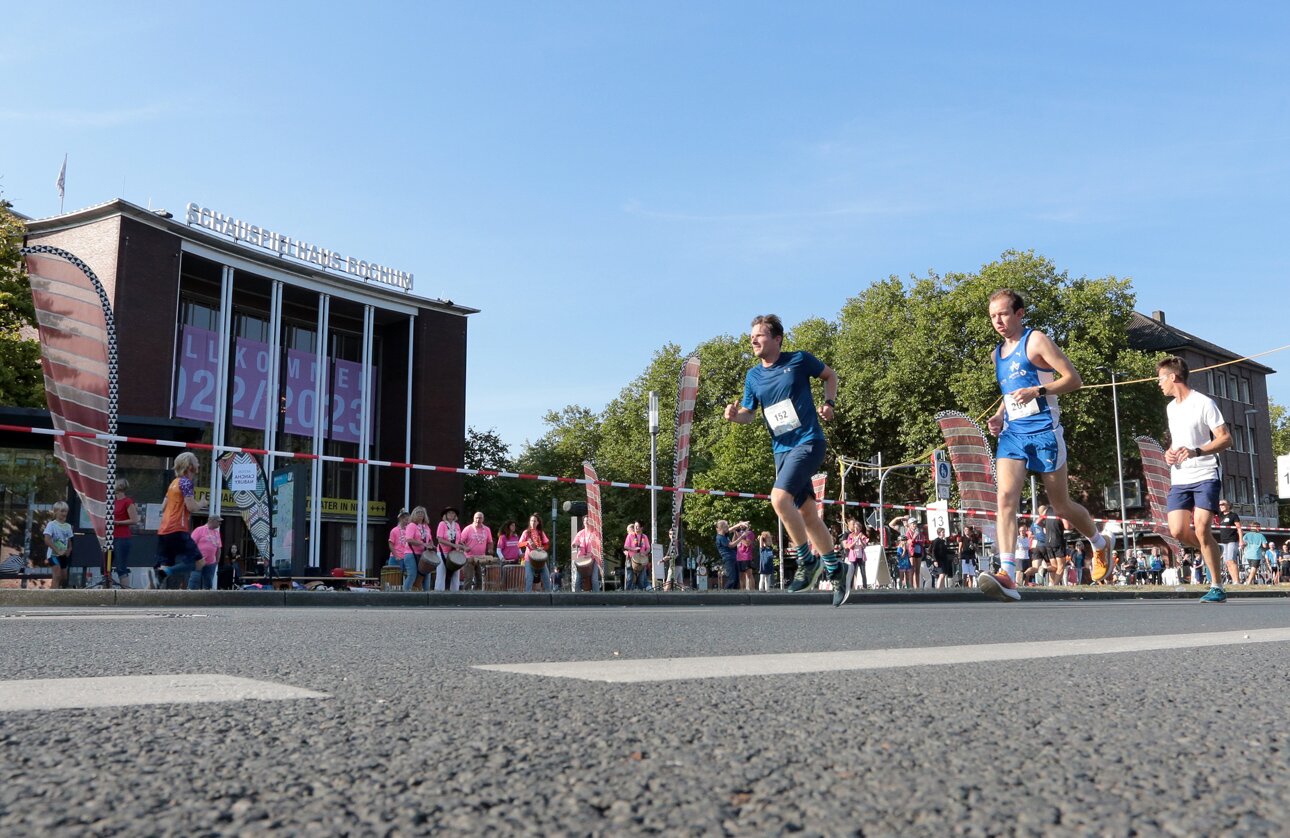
[1166,390,1226,485]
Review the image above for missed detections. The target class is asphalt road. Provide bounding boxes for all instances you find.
[1,599,1288,836]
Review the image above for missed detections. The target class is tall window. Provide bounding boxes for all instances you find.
[1239,378,1250,404]
[181,299,219,330]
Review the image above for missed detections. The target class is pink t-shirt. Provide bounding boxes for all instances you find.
[844,532,868,563]
[572,528,602,569]
[623,532,650,558]
[192,525,222,565]
[436,520,461,555]
[389,524,409,557]
[497,533,521,562]
[735,532,753,562]
[403,522,431,555]
[519,529,549,562]
[459,523,492,558]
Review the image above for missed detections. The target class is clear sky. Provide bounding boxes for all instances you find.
[4,2,1287,454]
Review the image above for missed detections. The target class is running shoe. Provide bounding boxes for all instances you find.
[787,554,822,592]
[978,571,1021,602]
[1090,541,1112,583]
[829,563,856,607]
[1199,587,1227,604]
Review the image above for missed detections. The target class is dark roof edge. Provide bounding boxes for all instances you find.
[1129,311,1276,375]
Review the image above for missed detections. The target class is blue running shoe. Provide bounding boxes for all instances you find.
[829,562,855,607]
[787,554,822,592]
[1199,587,1227,604]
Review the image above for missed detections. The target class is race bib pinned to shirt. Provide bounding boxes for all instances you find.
[765,398,802,436]
[1004,393,1040,421]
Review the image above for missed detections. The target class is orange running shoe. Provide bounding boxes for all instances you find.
[979,571,1021,602]
[1090,541,1111,582]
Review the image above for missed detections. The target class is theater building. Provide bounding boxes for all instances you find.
[16,199,476,576]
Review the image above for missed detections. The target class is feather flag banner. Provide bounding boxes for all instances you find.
[669,356,701,549]
[1134,436,1185,562]
[812,472,828,519]
[934,410,998,544]
[23,246,118,547]
[582,461,603,569]
[216,452,272,561]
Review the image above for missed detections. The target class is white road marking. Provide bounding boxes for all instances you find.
[0,612,207,621]
[475,627,1290,683]
[0,674,328,712]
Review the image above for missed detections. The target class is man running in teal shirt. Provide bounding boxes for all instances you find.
[724,314,851,606]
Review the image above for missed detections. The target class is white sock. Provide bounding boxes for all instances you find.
[1000,557,1017,582]
[1091,533,1107,550]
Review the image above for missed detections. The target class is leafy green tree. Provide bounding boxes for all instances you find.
[462,426,541,531]
[0,198,43,408]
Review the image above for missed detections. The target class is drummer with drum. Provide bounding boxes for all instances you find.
[623,521,652,591]
[571,521,602,592]
[434,507,468,591]
[458,511,494,591]
[519,514,552,592]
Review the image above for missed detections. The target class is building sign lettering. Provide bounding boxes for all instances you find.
[186,203,413,292]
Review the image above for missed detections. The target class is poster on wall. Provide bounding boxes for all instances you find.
[175,330,373,442]
[175,325,218,422]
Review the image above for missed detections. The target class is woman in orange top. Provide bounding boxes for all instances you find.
[154,452,208,589]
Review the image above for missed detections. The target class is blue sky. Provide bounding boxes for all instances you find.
[4,2,1288,454]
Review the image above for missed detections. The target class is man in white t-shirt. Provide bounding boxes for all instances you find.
[1157,356,1232,603]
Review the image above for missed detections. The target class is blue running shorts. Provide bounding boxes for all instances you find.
[996,427,1067,474]
[773,440,826,508]
[1167,479,1221,514]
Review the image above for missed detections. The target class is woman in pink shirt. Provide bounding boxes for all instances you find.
[572,524,602,592]
[387,509,410,579]
[623,522,651,591]
[495,521,522,563]
[434,507,464,592]
[189,515,222,590]
[843,518,869,591]
[733,523,755,590]
[402,506,432,591]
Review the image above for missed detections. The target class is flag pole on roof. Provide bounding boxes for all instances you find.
[56,154,67,214]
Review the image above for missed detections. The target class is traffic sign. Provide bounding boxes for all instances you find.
[934,450,952,500]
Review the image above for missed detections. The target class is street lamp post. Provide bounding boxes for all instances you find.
[1099,367,1128,562]
[648,391,660,586]
[1244,407,1260,522]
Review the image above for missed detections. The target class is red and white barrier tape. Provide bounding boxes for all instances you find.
[1,423,1284,535]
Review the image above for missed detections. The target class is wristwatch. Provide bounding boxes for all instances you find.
[1192,447,1203,458]
[1036,386,1048,397]
[824,399,836,408]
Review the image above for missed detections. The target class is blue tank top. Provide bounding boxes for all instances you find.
[994,329,1059,434]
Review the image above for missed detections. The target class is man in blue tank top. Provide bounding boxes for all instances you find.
[724,314,853,606]
[979,289,1111,602]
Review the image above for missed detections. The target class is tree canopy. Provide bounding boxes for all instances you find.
[0,198,43,408]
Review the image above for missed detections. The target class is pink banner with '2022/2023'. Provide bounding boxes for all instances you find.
[175,325,372,441]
